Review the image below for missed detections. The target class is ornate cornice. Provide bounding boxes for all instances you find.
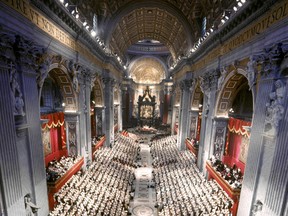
[199,69,220,94]
[254,43,287,78]
[180,79,193,92]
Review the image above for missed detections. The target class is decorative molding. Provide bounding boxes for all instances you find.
[0,33,15,63]
[180,79,193,92]
[199,70,219,117]
[102,77,116,95]
[199,69,220,94]
[255,43,286,77]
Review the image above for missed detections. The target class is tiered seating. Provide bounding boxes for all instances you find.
[46,156,82,182]
[151,136,233,216]
[49,134,139,216]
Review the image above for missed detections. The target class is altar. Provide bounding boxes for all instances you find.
[137,86,157,127]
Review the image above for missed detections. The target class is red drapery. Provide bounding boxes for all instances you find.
[228,117,251,137]
[41,112,67,165]
[41,112,65,129]
[224,117,251,172]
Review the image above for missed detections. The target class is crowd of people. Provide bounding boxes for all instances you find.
[46,156,82,182]
[209,156,243,189]
[151,136,233,216]
[49,134,139,216]
[48,131,234,216]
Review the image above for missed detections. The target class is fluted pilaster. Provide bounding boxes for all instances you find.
[0,65,22,209]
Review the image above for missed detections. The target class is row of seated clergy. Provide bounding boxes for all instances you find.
[209,156,243,189]
[150,135,233,216]
[49,133,140,216]
[46,156,82,182]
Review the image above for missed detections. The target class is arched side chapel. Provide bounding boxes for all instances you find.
[0,0,288,215]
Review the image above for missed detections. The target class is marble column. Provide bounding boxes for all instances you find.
[78,69,94,164]
[0,63,23,216]
[197,70,219,173]
[0,34,49,215]
[177,79,194,150]
[118,87,123,131]
[103,76,115,147]
[238,43,288,216]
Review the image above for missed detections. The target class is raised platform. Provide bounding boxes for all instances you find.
[206,161,241,216]
[47,157,84,210]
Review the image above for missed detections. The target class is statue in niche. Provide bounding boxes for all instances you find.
[24,194,40,216]
[247,56,257,90]
[265,79,286,135]
[10,65,25,116]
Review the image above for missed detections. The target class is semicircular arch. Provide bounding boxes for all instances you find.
[215,68,253,118]
[40,62,78,112]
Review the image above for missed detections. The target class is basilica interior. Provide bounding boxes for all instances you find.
[0,0,288,216]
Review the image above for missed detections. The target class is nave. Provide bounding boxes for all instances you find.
[48,130,233,216]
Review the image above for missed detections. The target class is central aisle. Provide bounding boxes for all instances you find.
[130,137,157,216]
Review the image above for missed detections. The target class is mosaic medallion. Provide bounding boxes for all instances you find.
[132,205,154,216]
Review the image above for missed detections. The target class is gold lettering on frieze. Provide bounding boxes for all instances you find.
[2,0,75,49]
[222,1,288,54]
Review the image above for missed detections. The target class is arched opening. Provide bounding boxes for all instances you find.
[186,82,204,159]
[90,79,105,159]
[208,72,254,215]
[190,83,204,141]
[39,66,80,210]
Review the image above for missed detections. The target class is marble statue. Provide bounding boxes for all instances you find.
[10,66,25,116]
[24,194,39,216]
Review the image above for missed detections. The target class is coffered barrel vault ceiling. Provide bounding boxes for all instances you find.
[109,7,189,61]
[73,0,236,63]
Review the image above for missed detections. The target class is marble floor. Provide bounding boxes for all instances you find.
[130,137,157,216]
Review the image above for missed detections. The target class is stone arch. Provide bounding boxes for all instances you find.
[39,61,78,112]
[91,78,104,107]
[215,68,253,118]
